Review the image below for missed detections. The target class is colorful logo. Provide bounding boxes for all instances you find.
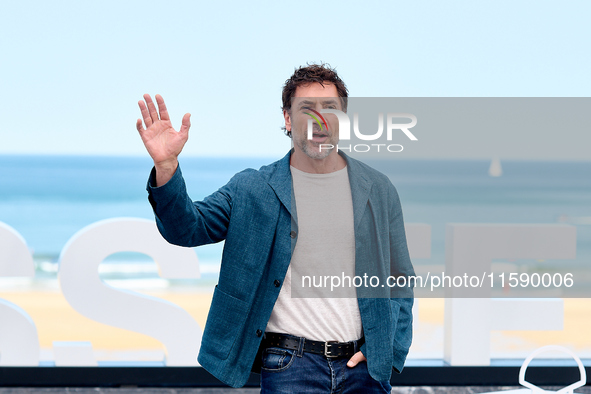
[304,108,329,132]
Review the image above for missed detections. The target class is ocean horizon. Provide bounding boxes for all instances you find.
[1,154,590,291]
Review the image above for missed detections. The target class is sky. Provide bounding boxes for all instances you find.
[1,0,590,160]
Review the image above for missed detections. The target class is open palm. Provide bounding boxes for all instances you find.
[136,94,191,167]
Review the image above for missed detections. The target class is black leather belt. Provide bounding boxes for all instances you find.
[262,332,365,358]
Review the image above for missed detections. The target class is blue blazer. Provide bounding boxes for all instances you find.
[147,150,414,388]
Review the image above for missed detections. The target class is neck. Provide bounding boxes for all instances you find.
[290,149,347,174]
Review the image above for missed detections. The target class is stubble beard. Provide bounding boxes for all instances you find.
[293,128,336,160]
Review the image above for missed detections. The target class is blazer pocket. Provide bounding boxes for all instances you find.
[201,285,250,360]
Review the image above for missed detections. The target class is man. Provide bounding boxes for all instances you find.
[137,64,414,392]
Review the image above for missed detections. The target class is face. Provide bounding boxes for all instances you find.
[284,82,342,160]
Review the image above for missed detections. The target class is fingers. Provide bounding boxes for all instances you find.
[155,94,170,121]
[144,94,160,123]
[347,351,366,368]
[138,94,183,133]
[180,113,191,136]
[136,118,145,133]
[138,99,152,128]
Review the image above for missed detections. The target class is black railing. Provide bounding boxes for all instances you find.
[1,365,589,387]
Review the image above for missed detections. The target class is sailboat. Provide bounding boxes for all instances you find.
[488,157,502,177]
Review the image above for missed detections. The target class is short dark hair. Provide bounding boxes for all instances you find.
[281,63,348,137]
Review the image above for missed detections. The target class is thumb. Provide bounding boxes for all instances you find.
[347,351,366,368]
[180,113,191,135]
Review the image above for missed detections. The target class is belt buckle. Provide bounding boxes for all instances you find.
[324,341,339,358]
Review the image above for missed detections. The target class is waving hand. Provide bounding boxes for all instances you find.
[136,94,191,186]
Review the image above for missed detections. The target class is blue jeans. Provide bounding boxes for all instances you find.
[260,344,392,393]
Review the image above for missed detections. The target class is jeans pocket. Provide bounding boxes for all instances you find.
[261,347,295,372]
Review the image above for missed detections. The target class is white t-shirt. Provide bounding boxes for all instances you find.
[265,165,362,342]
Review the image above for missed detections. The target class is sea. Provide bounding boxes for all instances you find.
[0,154,590,295]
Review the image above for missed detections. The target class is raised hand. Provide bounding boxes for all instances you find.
[136,94,191,186]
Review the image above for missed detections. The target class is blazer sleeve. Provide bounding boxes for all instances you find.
[146,164,233,247]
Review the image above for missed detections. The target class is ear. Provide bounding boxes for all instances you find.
[283,109,292,133]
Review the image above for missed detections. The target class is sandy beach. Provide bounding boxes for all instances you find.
[0,291,212,353]
[414,298,591,358]
[1,291,589,361]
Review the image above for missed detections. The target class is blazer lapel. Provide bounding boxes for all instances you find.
[267,150,295,219]
[341,152,372,231]
[268,150,372,228]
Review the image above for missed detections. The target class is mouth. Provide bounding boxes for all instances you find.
[311,131,328,143]
[309,123,329,142]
